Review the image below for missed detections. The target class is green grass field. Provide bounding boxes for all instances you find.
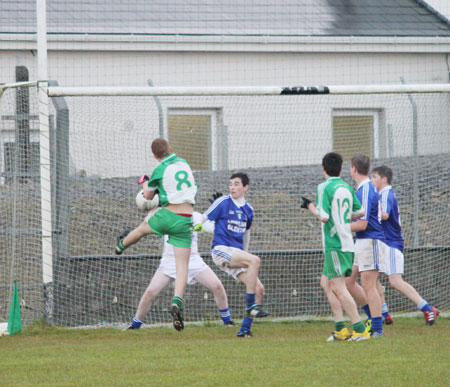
[1,317,449,386]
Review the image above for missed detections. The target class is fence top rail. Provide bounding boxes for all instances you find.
[47,84,450,97]
[0,81,38,91]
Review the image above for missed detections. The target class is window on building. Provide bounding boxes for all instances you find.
[167,108,225,171]
[332,109,384,160]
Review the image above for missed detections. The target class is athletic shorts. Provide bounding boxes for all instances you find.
[354,238,384,272]
[323,250,354,279]
[157,254,207,285]
[380,245,404,275]
[148,207,192,248]
[211,245,247,280]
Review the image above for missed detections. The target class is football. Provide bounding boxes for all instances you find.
[135,190,159,211]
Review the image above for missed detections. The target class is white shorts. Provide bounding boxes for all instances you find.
[354,238,385,272]
[380,245,404,275]
[156,254,207,285]
[211,245,247,280]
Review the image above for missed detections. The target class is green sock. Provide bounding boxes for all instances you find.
[352,321,366,333]
[335,321,346,331]
[172,296,183,308]
[117,240,126,251]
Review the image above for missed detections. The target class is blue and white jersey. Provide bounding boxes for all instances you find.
[355,178,385,241]
[379,186,404,252]
[205,194,253,250]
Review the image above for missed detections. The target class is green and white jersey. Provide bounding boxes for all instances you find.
[148,153,197,207]
[316,177,363,252]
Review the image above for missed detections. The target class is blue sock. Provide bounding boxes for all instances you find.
[418,299,432,312]
[372,316,383,334]
[239,316,253,334]
[131,317,142,329]
[362,304,371,319]
[245,293,256,310]
[219,307,231,324]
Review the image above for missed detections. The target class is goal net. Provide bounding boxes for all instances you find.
[1,83,449,328]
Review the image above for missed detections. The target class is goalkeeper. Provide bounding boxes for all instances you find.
[301,152,369,341]
[115,138,197,332]
[194,173,269,338]
[127,210,236,329]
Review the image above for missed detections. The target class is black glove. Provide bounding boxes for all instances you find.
[300,196,312,209]
[209,191,223,204]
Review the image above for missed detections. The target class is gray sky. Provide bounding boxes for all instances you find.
[425,0,450,19]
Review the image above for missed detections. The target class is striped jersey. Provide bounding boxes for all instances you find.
[205,194,253,250]
[147,153,197,207]
[379,185,404,252]
[316,177,364,252]
[355,178,385,241]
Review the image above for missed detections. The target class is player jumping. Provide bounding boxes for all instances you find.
[115,138,196,331]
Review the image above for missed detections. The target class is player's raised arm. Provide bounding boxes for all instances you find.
[139,174,157,200]
[301,196,328,223]
[202,219,215,234]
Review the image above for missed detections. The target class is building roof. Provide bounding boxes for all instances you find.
[2,0,450,37]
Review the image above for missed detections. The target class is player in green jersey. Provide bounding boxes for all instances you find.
[301,152,370,341]
[115,138,197,331]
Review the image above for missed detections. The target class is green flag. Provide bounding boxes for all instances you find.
[8,280,22,336]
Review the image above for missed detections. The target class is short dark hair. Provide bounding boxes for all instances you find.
[351,154,370,175]
[322,152,343,176]
[230,172,249,187]
[372,165,393,185]
[151,138,171,159]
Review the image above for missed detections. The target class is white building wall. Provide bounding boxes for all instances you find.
[1,50,449,177]
[1,50,449,86]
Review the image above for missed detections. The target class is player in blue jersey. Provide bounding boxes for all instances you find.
[371,166,439,325]
[346,154,385,337]
[194,172,268,337]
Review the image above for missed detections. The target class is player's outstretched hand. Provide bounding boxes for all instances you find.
[193,224,205,232]
[209,191,223,204]
[300,196,312,209]
[138,174,149,185]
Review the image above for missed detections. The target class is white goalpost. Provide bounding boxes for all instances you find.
[48,84,450,97]
[1,82,449,328]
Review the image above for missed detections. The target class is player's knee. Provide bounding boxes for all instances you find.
[320,276,329,291]
[137,221,151,235]
[329,280,341,295]
[345,276,355,288]
[389,276,402,289]
[143,288,157,301]
[210,281,225,295]
[249,254,261,269]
